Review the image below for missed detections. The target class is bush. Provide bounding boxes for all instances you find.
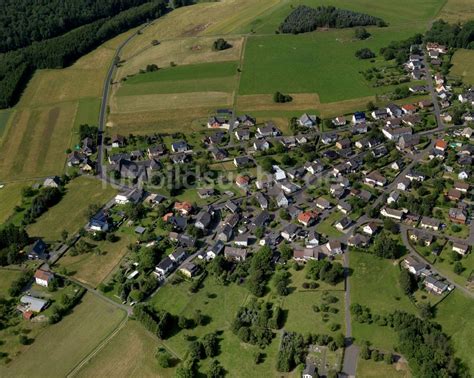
[213,38,232,51]
[355,48,375,59]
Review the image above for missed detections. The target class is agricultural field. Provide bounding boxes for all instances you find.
[0,109,12,139]
[0,31,135,182]
[437,0,474,22]
[0,294,126,378]
[75,320,166,378]
[27,176,117,242]
[57,230,134,288]
[435,291,474,372]
[450,49,474,85]
[238,28,423,103]
[349,252,417,351]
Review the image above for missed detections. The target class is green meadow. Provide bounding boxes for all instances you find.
[239,27,425,102]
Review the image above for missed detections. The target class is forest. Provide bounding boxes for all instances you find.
[425,19,474,49]
[0,0,153,53]
[278,5,386,34]
[0,0,186,109]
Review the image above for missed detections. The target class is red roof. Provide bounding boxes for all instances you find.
[235,175,249,185]
[34,269,53,281]
[174,201,193,213]
[435,139,448,150]
[23,311,34,320]
[402,104,416,111]
[298,211,318,224]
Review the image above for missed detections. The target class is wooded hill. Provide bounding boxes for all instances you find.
[278,5,386,34]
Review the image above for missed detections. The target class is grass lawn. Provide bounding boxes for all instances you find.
[356,358,410,378]
[438,0,474,22]
[435,290,474,372]
[0,294,126,377]
[57,230,135,288]
[75,320,168,378]
[279,268,345,336]
[349,252,417,350]
[0,181,33,224]
[27,177,117,242]
[239,27,427,102]
[149,275,291,377]
[450,49,474,85]
[0,269,22,298]
[316,211,344,238]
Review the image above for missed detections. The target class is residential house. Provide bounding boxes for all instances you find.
[365,171,387,187]
[234,234,249,247]
[169,248,187,263]
[298,113,318,127]
[89,210,109,232]
[424,276,449,295]
[453,242,469,256]
[207,116,230,129]
[454,181,469,193]
[363,222,379,236]
[147,144,165,159]
[397,134,420,150]
[434,139,448,152]
[276,191,289,208]
[198,188,215,199]
[115,188,143,205]
[353,123,368,134]
[34,269,54,287]
[406,171,425,182]
[27,239,49,260]
[402,256,426,276]
[250,211,271,230]
[382,127,412,141]
[410,229,434,246]
[420,216,441,231]
[255,192,269,210]
[371,109,388,120]
[293,247,320,263]
[235,114,256,127]
[347,233,370,247]
[335,217,351,231]
[386,104,403,118]
[380,207,404,221]
[154,257,174,277]
[332,116,346,126]
[210,147,228,161]
[253,139,270,151]
[281,223,300,242]
[315,197,331,210]
[302,362,317,378]
[402,104,417,115]
[304,161,323,175]
[352,111,366,124]
[449,208,467,224]
[418,100,433,109]
[325,240,343,255]
[256,123,280,138]
[233,156,253,168]
[235,175,250,189]
[172,202,193,218]
[171,140,188,153]
[280,136,297,149]
[447,188,462,201]
[180,263,199,278]
[205,241,224,260]
[224,247,247,262]
[337,202,352,214]
[387,190,401,205]
[195,210,212,231]
[218,224,233,242]
[336,138,351,150]
[235,128,250,141]
[43,176,61,188]
[298,210,318,227]
[111,135,125,148]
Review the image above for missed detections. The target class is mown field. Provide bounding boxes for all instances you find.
[0,294,126,378]
[349,252,417,351]
[75,320,166,378]
[0,269,22,298]
[357,358,410,378]
[27,176,117,242]
[450,49,474,85]
[435,291,474,372]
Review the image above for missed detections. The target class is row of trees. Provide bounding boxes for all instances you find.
[49,287,86,324]
[0,0,170,109]
[134,304,174,339]
[279,5,386,34]
[23,187,63,225]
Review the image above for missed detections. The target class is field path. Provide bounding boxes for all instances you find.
[66,316,128,377]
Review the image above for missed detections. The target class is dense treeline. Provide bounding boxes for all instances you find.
[278,5,386,34]
[8,271,33,297]
[0,0,153,53]
[134,304,174,339]
[425,20,474,49]
[0,224,30,266]
[49,287,86,324]
[276,332,306,372]
[0,0,170,109]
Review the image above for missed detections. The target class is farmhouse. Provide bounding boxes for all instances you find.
[34,269,54,287]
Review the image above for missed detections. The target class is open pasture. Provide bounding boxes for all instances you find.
[437,0,474,23]
[0,294,125,378]
[239,27,426,102]
[27,176,117,242]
